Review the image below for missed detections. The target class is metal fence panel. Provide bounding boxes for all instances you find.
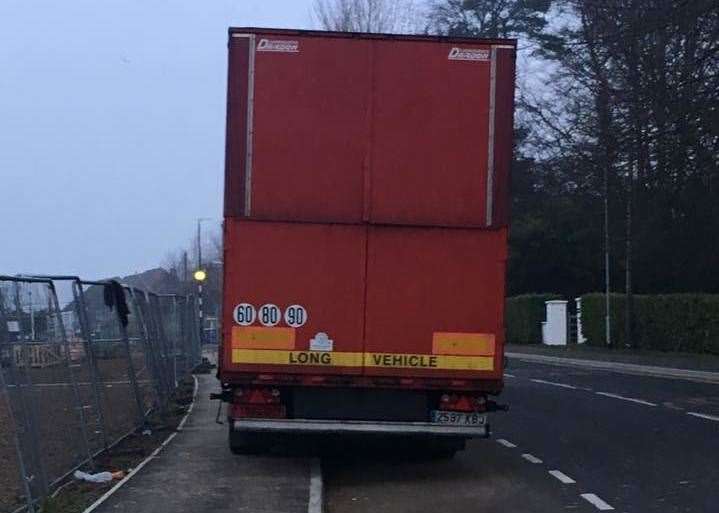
[185,295,201,371]
[0,276,197,512]
[0,277,87,508]
[1,281,39,513]
[77,280,145,443]
[122,287,161,417]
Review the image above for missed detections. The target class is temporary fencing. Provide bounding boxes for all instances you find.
[0,276,201,513]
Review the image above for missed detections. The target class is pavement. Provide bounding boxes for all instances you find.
[505,343,719,372]
[506,351,719,383]
[90,373,311,513]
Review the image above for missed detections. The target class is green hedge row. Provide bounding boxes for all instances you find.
[505,294,561,344]
[581,293,719,354]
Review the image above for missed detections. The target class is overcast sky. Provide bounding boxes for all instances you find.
[0,0,315,280]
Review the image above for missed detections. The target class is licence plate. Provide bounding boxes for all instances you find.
[431,410,486,426]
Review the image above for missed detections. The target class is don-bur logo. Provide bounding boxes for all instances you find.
[448,47,490,62]
[257,38,300,53]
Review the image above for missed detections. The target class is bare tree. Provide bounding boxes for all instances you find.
[426,0,553,39]
[312,0,423,34]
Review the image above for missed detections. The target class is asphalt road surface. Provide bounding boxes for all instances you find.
[325,359,719,513]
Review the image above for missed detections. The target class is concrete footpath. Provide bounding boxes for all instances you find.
[507,351,719,384]
[91,374,311,513]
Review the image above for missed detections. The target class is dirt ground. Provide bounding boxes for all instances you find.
[0,355,195,513]
[0,399,23,513]
[38,378,195,513]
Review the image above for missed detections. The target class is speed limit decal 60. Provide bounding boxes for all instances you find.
[233,303,256,326]
[259,304,281,327]
[284,305,307,328]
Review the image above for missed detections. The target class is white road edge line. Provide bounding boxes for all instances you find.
[531,378,577,390]
[595,391,657,407]
[548,470,576,484]
[497,439,517,448]
[521,453,543,464]
[81,375,199,513]
[308,458,324,513]
[687,411,719,422]
[504,373,516,378]
[580,493,614,511]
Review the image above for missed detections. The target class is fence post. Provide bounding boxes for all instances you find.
[575,297,587,344]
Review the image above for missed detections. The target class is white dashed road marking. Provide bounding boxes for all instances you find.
[580,493,614,510]
[504,373,516,378]
[521,453,543,464]
[548,470,576,484]
[595,392,657,407]
[496,439,517,448]
[687,411,719,422]
[531,378,578,390]
[308,458,323,513]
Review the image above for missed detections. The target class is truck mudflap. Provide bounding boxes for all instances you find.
[232,417,490,438]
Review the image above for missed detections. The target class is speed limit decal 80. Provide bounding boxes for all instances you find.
[259,304,281,326]
[233,303,307,328]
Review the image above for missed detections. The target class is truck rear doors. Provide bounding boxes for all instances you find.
[222,29,515,384]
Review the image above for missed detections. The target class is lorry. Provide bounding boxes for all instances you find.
[217,27,516,456]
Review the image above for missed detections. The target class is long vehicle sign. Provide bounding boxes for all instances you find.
[231,349,494,371]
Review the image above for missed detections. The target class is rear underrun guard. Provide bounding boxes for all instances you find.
[232,417,490,438]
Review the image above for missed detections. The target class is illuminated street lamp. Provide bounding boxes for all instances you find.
[194,267,207,347]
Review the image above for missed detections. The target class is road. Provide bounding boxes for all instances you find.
[325,359,719,513]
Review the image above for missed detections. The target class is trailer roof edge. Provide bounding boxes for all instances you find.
[228,27,517,47]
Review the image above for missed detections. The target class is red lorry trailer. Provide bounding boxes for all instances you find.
[218,28,516,455]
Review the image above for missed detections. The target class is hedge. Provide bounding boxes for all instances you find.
[581,293,719,354]
[506,294,561,344]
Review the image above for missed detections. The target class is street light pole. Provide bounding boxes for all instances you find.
[197,220,202,273]
[195,218,211,347]
[604,159,612,347]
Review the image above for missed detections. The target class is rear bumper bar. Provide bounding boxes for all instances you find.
[232,418,489,438]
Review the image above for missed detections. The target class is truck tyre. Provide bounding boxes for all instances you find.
[229,428,270,455]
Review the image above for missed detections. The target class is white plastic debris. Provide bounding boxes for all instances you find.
[73,470,114,483]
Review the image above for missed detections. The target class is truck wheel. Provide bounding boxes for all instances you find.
[229,429,270,455]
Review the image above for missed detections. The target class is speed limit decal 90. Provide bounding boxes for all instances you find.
[233,303,307,328]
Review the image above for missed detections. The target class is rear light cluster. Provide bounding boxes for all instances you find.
[439,393,487,413]
[229,387,286,419]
